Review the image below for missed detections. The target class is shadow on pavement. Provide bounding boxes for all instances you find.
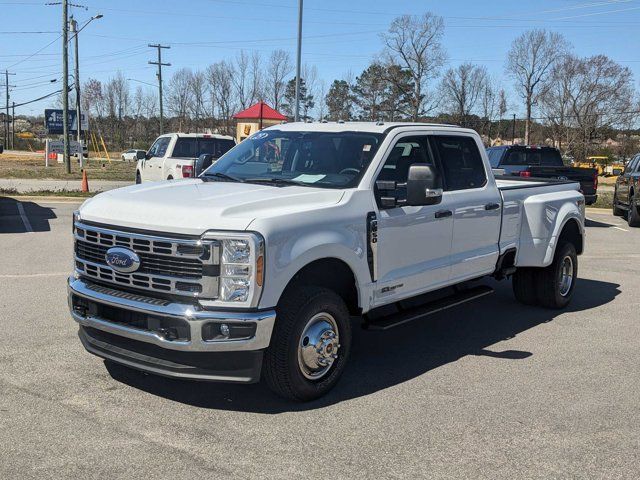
[0,197,57,233]
[585,218,618,228]
[105,277,620,413]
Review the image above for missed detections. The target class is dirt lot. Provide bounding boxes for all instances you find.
[0,152,136,181]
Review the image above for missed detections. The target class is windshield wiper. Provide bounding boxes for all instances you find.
[243,177,305,187]
[202,172,243,183]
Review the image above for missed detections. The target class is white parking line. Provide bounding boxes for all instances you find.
[15,202,33,233]
[0,272,69,278]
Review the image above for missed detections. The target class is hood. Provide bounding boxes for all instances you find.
[79,179,345,235]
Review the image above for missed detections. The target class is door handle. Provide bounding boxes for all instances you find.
[485,202,500,211]
[435,210,452,219]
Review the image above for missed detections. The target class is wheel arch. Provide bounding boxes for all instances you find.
[275,257,362,316]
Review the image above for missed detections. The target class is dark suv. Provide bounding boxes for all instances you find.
[486,145,598,205]
[613,154,640,226]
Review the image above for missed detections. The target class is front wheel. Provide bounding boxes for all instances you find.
[263,286,352,401]
[612,190,625,217]
[534,242,578,309]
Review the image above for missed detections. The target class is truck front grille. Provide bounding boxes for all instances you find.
[74,222,219,298]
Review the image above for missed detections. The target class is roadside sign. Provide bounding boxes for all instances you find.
[44,109,89,134]
[45,139,84,166]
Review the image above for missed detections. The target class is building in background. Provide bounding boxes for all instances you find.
[233,101,287,143]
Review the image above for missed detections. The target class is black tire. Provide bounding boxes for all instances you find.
[512,268,538,306]
[534,242,577,309]
[135,171,141,184]
[612,190,625,217]
[167,175,173,180]
[627,193,640,227]
[263,286,352,401]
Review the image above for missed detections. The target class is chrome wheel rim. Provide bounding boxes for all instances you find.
[558,255,574,297]
[297,312,340,380]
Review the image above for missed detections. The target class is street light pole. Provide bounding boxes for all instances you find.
[294,0,303,122]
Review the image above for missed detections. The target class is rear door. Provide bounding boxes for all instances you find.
[430,134,502,282]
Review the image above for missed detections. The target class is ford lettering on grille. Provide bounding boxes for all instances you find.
[105,247,141,273]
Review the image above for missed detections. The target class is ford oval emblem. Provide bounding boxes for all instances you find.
[105,247,141,273]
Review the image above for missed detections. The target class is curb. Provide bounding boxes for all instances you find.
[585,207,612,214]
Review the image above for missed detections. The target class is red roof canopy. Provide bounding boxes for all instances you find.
[233,101,287,121]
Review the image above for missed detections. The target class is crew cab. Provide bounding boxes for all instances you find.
[487,145,598,205]
[612,153,640,226]
[69,123,585,401]
[136,133,235,183]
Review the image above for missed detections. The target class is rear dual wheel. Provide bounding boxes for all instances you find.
[512,241,577,309]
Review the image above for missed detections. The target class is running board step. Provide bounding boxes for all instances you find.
[364,285,494,331]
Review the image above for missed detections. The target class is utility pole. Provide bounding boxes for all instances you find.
[11,102,15,149]
[512,114,516,145]
[294,0,303,122]
[70,16,82,163]
[3,70,16,148]
[148,44,170,134]
[62,0,71,173]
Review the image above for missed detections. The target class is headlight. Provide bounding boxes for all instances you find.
[203,232,264,307]
[72,210,81,234]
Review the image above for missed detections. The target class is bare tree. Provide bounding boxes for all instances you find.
[166,68,194,131]
[440,63,488,126]
[381,13,447,121]
[207,61,235,135]
[506,29,569,144]
[265,49,292,111]
[189,70,208,131]
[232,51,262,110]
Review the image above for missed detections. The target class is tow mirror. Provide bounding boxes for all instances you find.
[406,163,442,206]
[195,153,217,176]
[137,150,146,160]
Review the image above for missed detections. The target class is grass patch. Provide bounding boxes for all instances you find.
[0,188,95,198]
[0,155,136,181]
[591,190,613,209]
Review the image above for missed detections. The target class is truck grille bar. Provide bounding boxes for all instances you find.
[74,222,219,298]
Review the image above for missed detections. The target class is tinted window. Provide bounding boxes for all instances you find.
[172,137,235,158]
[502,148,563,166]
[204,130,383,189]
[431,136,486,191]
[156,137,170,157]
[486,148,504,168]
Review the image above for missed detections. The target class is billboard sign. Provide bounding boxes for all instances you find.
[44,109,89,134]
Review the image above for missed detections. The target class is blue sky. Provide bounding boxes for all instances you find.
[2,0,640,117]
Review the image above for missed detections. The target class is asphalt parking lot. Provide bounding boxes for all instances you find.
[0,197,638,479]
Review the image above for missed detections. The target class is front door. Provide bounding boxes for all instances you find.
[144,137,170,181]
[373,134,454,306]
[429,134,501,281]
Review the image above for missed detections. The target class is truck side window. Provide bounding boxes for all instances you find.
[430,136,487,191]
[156,138,170,157]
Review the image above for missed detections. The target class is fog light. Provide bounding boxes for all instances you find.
[220,323,230,337]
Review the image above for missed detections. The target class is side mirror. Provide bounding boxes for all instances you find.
[195,153,217,176]
[406,163,442,206]
[137,151,146,160]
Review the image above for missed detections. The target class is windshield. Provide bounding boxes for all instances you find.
[202,130,384,188]
[172,137,235,159]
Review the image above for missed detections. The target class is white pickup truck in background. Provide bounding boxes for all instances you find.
[136,132,235,183]
[69,122,585,401]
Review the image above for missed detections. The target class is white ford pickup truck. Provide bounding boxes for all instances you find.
[68,122,585,401]
[136,132,235,183]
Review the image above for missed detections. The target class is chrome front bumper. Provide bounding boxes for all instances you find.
[68,276,276,353]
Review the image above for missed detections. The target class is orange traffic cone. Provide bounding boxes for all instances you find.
[81,169,89,193]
